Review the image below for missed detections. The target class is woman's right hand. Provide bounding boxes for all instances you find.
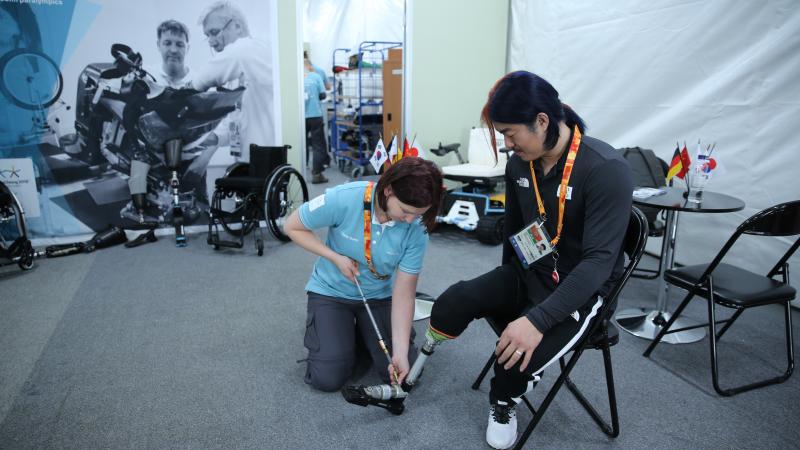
[332,254,360,281]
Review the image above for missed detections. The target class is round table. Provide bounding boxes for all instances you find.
[615,186,745,343]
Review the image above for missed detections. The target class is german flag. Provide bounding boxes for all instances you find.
[666,144,682,183]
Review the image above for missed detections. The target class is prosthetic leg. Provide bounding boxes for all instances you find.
[164,139,187,247]
[123,158,160,224]
[341,326,450,415]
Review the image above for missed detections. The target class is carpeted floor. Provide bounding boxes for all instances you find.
[1,168,798,449]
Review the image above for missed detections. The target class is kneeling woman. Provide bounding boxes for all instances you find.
[284,157,443,392]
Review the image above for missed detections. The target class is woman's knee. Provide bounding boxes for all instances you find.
[305,359,352,392]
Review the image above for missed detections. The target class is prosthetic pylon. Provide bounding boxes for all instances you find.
[164,139,187,247]
[341,326,450,415]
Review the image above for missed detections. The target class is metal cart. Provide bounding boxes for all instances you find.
[330,41,401,178]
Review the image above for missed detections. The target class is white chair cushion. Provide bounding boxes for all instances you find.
[442,163,505,178]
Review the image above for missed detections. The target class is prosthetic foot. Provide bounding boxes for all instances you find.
[341,326,450,415]
[122,193,159,227]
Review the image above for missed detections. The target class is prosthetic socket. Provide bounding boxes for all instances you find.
[341,326,448,415]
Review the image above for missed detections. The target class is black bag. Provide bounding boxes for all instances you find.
[619,147,667,228]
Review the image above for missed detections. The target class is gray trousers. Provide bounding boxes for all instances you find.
[304,292,418,392]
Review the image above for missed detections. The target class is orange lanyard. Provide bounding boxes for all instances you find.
[363,183,390,280]
[528,126,582,247]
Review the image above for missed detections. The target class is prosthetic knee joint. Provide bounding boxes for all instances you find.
[341,326,450,415]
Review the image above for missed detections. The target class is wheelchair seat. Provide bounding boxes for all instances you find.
[214,175,265,192]
[441,127,509,184]
[207,144,308,256]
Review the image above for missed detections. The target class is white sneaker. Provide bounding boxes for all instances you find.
[486,401,517,449]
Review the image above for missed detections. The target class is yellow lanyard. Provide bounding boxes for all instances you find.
[363,183,390,280]
[528,126,582,248]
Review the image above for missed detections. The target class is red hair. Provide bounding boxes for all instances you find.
[375,157,443,232]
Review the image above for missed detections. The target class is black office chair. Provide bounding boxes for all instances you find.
[472,207,648,449]
[644,200,799,396]
[207,144,308,255]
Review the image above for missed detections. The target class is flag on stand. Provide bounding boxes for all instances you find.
[369,138,388,173]
[387,135,398,165]
[679,143,691,178]
[397,136,408,161]
[406,135,425,158]
[666,143,683,182]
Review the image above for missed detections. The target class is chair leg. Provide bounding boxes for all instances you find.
[472,353,496,390]
[714,308,744,341]
[513,349,586,450]
[643,290,697,357]
[708,281,795,396]
[560,346,619,437]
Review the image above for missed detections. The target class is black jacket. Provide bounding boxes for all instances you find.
[502,133,633,332]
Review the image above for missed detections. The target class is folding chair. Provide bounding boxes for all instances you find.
[472,207,648,449]
[618,147,670,279]
[644,200,800,396]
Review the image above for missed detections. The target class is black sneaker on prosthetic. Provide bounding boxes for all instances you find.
[486,400,517,449]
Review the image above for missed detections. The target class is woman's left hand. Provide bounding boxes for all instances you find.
[389,354,410,385]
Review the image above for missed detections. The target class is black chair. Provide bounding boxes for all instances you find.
[207,144,308,255]
[619,147,671,279]
[644,200,800,396]
[472,207,648,449]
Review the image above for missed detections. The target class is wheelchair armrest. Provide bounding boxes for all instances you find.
[224,162,250,178]
[430,142,461,157]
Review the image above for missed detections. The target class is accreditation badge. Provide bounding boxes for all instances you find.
[509,219,554,269]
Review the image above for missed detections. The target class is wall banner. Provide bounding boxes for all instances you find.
[0,0,280,239]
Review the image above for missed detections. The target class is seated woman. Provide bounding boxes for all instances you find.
[284,157,443,391]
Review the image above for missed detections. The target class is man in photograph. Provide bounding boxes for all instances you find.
[146,19,192,88]
[125,18,218,229]
[189,1,275,162]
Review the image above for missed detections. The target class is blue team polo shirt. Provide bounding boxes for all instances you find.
[303,71,325,119]
[299,181,429,301]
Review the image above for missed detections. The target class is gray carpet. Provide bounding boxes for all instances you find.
[1,168,799,449]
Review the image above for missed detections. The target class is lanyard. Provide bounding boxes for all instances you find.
[528,126,582,248]
[363,183,390,280]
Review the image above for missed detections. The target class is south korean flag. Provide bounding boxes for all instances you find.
[369,138,388,174]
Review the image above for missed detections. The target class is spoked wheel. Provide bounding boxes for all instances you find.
[265,166,308,241]
[0,187,33,270]
[211,189,258,237]
[0,49,63,110]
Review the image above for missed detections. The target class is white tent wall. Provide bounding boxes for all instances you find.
[303,0,404,74]
[509,0,800,293]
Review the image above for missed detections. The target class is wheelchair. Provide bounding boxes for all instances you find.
[207,144,309,255]
[435,128,509,245]
[0,181,36,270]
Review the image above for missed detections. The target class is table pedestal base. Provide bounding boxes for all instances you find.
[615,308,706,344]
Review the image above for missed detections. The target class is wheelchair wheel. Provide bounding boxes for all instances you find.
[476,215,504,246]
[0,49,63,110]
[1,183,34,270]
[265,165,308,242]
[211,189,257,237]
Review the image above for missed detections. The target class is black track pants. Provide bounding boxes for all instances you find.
[429,264,602,403]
